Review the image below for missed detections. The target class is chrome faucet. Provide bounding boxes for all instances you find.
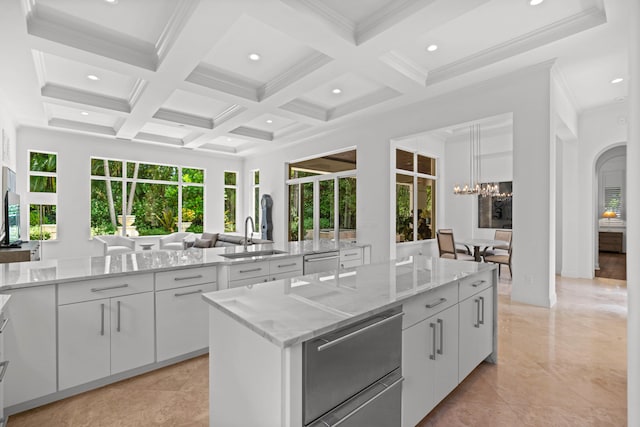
[244,216,255,251]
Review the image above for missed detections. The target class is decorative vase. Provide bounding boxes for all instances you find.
[117,215,136,227]
[181,221,192,232]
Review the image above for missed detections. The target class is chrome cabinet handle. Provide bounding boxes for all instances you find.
[174,274,203,281]
[91,283,129,292]
[317,312,404,352]
[116,300,121,332]
[100,303,105,336]
[471,280,486,288]
[429,322,437,360]
[479,296,485,325]
[474,299,480,328]
[305,255,339,262]
[239,267,263,273]
[276,263,297,268]
[0,360,8,383]
[437,318,444,355]
[174,289,203,297]
[0,317,9,334]
[342,253,359,257]
[425,297,447,309]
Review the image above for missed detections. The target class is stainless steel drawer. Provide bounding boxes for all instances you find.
[303,307,402,425]
[269,256,302,275]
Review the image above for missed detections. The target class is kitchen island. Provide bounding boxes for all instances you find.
[203,256,497,427]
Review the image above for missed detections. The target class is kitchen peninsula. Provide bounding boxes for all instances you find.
[0,240,368,415]
[203,257,497,427]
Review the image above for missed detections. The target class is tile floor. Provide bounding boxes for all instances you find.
[8,273,627,427]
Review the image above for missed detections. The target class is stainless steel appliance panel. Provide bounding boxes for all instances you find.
[303,307,402,425]
[308,369,403,427]
[303,251,339,274]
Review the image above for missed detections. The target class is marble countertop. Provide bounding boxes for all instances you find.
[0,240,363,290]
[0,294,10,313]
[202,256,495,348]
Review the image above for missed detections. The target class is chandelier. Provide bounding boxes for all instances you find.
[453,123,499,197]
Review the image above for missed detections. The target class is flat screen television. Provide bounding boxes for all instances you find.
[4,191,21,246]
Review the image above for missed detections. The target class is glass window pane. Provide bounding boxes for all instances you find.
[396,149,413,172]
[30,175,56,193]
[90,179,122,236]
[338,177,356,242]
[319,180,335,240]
[302,182,314,241]
[289,185,299,241]
[417,155,436,176]
[182,186,204,233]
[254,170,260,185]
[30,152,56,172]
[129,163,178,181]
[182,168,204,184]
[254,187,260,233]
[91,159,122,177]
[224,171,236,186]
[129,182,178,236]
[416,177,435,240]
[30,204,57,240]
[224,188,236,232]
[396,174,413,242]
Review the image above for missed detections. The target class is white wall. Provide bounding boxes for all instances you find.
[246,61,557,307]
[16,126,243,259]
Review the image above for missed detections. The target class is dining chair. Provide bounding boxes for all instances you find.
[436,231,475,261]
[437,229,472,255]
[484,246,512,277]
[483,229,512,258]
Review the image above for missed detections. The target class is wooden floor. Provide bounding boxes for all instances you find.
[8,274,627,427]
[596,251,627,280]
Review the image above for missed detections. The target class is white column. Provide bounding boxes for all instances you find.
[628,0,640,424]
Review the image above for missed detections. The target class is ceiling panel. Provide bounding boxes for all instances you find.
[139,122,192,139]
[46,103,120,127]
[320,0,394,24]
[242,114,297,133]
[300,73,386,109]
[162,90,234,119]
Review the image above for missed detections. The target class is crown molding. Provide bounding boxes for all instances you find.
[280,99,328,121]
[49,118,116,136]
[199,143,237,154]
[186,65,259,102]
[380,51,428,86]
[134,132,184,146]
[213,104,245,127]
[229,126,273,141]
[260,52,332,101]
[427,7,607,86]
[31,50,48,89]
[42,83,130,113]
[155,0,198,64]
[356,0,429,45]
[329,87,400,120]
[27,3,158,71]
[128,79,148,109]
[153,108,213,129]
[274,122,311,140]
[284,0,355,43]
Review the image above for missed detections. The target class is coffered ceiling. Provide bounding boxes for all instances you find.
[0,0,629,156]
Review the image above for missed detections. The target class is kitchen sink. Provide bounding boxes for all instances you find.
[219,250,288,259]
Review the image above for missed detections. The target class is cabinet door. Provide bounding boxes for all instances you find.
[110,292,155,374]
[156,283,216,361]
[401,319,435,427]
[59,298,110,390]
[433,305,459,403]
[459,286,494,382]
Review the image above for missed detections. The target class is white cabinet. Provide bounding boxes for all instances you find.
[339,248,363,269]
[2,286,56,408]
[155,266,216,361]
[227,257,303,288]
[458,285,494,382]
[402,304,458,427]
[0,300,10,424]
[58,277,155,390]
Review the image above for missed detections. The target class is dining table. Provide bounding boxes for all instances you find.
[458,238,509,262]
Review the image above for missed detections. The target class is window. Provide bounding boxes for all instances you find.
[604,186,622,217]
[90,158,204,237]
[29,151,57,240]
[252,170,260,234]
[395,149,436,243]
[224,171,237,232]
[287,150,357,242]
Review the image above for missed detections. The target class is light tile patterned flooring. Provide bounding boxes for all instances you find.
[8,272,627,427]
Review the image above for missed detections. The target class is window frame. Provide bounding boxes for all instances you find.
[28,150,58,241]
[224,170,238,232]
[251,170,260,236]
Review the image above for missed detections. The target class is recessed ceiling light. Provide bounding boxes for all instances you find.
[81,111,89,116]
[332,88,342,94]
[104,0,118,4]
[87,74,100,81]
[529,0,544,5]
[266,119,273,124]
[248,53,261,61]
[426,44,438,52]
[611,77,624,84]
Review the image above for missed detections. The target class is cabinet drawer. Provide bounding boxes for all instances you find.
[340,248,362,261]
[269,257,302,275]
[402,282,458,329]
[228,261,269,282]
[340,259,362,269]
[155,266,217,291]
[229,276,270,289]
[58,273,154,305]
[459,270,493,301]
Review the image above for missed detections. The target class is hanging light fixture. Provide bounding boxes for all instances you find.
[453,123,499,197]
